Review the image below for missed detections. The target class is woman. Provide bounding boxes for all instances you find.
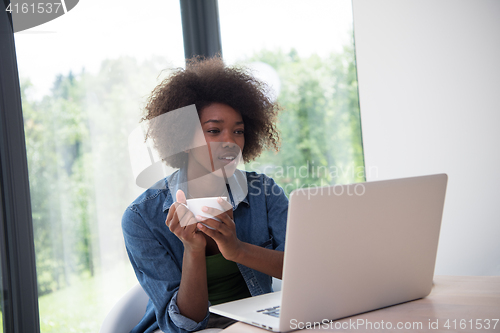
[122,57,288,333]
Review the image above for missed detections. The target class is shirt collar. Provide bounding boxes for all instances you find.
[162,168,249,212]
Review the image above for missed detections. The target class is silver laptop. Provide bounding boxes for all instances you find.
[210,174,448,332]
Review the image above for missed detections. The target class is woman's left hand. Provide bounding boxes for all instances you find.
[196,197,243,261]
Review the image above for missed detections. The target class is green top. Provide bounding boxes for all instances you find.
[206,253,251,305]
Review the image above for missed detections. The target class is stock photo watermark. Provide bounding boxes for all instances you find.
[290,318,499,331]
[7,0,79,33]
[128,104,377,201]
[247,160,376,182]
[246,161,377,199]
[249,177,367,199]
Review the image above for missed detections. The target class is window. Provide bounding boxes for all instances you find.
[2,1,364,331]
[12,1,185,331]
[219,0,364,194]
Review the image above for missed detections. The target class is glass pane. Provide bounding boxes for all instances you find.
[219,0,364,194]
[14,1,185,331]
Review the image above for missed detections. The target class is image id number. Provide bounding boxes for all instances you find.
[6,3,62,14]
[444,319,499,330]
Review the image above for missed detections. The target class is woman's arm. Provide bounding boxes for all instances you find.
[232,242,284,279]
[166,190,209,322]
[176,248,208,322]
[196,197,284,279]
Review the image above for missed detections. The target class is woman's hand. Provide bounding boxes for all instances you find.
[195,197,243,261]
[166,190,206,253]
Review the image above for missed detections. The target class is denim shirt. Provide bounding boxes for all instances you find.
[122,169,288,333]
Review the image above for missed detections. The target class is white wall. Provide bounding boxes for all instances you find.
[353,0,500,275]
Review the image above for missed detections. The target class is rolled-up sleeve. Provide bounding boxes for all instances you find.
[122,207,210,332]
[168,290,210,331]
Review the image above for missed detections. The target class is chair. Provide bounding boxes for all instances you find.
[99,283,221,333]
[100,279,282,333]
[100,283,150,333]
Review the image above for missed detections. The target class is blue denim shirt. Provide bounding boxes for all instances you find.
[122,169,288,333]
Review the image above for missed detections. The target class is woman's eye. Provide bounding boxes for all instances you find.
[235,130,244,134]
[207,129,220,134]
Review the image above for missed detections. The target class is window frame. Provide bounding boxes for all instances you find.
[180,0,222,60]
[0,0,222,332]
[0,3,40,333]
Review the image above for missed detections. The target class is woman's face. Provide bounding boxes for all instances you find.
[188,103,245,179]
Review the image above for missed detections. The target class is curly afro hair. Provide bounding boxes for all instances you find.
[143,56,281,168]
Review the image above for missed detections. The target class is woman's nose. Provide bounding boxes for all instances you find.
[221,132,236,147]
[221,140,236,148]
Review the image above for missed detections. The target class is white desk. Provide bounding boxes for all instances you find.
[222,276,500,332]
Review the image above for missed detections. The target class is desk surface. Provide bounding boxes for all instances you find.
[222,276,500,332]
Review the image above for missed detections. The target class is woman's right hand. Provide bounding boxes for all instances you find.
[166,190,206,253]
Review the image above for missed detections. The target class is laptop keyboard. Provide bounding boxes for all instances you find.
[257,305,280,318]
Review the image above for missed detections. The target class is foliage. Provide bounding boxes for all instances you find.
[37,262,136,333]
[20,46,364,331]
[245,45,365,195]
[23,74,94,295]
[22,56,170,297]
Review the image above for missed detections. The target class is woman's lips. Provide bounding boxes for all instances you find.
[215,152,240,168]
[217,155,237,166]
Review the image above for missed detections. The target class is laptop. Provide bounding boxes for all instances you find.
[209,174,448,332]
